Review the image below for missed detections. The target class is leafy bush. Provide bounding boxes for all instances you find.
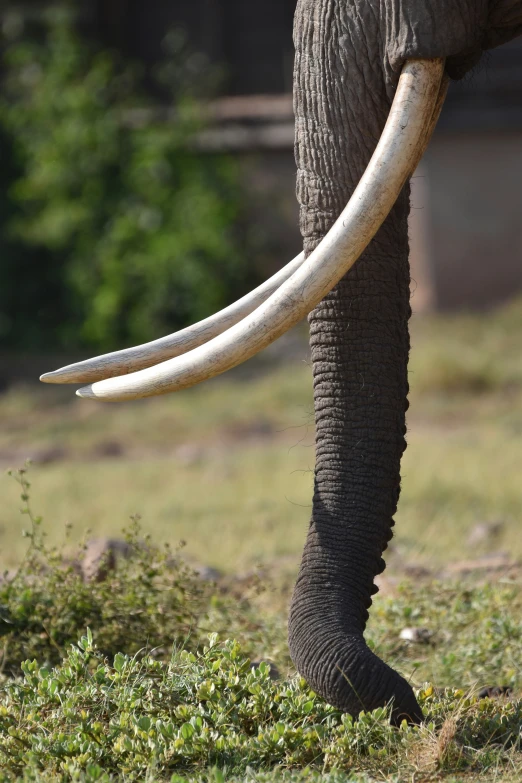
[0,464,282,677]
[0,632,520,781]
[0,7,253,352]
[1,465,522,780]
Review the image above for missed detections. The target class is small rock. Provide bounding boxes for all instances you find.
[81,538,133,582]
[33,446,68,465]
[400,627,433,644]
[193,564,223,582]
[403,564,433,580]
[92,441,124,458]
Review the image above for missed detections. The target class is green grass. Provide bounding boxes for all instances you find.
[0,351,315,569]
[1,631,521,782]
[3,421,521,570]
[1,300,522,780]
[410,294,522,397]
[0,475,521,781]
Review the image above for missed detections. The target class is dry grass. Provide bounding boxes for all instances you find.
[1,297,522,575]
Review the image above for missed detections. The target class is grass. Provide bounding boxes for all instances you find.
[0,299,522,780]
[0,470,520,781]
[1,632,521,782]
[1,441,314,571]
[2,300,522,569]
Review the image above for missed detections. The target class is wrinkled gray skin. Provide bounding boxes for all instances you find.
[289,0,522,724]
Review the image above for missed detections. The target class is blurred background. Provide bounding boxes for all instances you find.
[1,1,522,583]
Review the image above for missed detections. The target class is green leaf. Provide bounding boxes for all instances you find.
[211,769,225,783]
[137,716,151,732]
[49,679,60,695]
[180,722,194,740]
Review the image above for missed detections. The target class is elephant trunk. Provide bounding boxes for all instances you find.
[288,229,422,723]
[288,0,422,723]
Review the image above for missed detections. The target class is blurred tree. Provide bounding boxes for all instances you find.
[0,6,252,352]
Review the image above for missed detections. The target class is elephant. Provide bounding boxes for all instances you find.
[41,0,522,725]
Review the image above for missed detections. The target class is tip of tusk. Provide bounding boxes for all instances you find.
[76,385,96,399]
[40,368,78,384]
[40,371,60,384]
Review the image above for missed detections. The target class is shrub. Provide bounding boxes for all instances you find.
[0,7,253,352]
[0,465,207,674]
[0,632,520,780]
[1,465,522,781]
[0,464,282,677]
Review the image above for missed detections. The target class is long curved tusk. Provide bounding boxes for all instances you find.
[40,252,305,385]
[76,58,445,402]
[43,70,448,389]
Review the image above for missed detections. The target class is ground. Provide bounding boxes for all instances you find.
[0,300,521,781]
[2,299,522,571]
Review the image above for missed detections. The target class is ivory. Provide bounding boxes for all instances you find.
[422,73,449,155]
[68,58,445,401]
[40,252,305,384]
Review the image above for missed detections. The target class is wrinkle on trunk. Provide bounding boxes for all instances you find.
[288,235,421,722]
[288,0,421,722]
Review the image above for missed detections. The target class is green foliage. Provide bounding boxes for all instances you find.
[370,581,522,692]
[0,634,403,778]
[0,465,203,674]
[0,7,251,351]
[0,465,521,780]
[0,464,282,677]
[0,634,520,780]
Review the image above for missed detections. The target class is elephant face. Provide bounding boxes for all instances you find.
[41,1,522,723]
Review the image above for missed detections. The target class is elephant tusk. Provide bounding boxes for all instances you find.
[42,70,447,390]
[422,72,449,156]
[42,70,447,391]
[40,252,305,385]
[74,57,445,402]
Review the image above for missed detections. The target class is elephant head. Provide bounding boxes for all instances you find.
[41,1,522,724]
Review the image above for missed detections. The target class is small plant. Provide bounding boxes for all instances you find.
[0,633,520,780]
[0,463,280,678]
